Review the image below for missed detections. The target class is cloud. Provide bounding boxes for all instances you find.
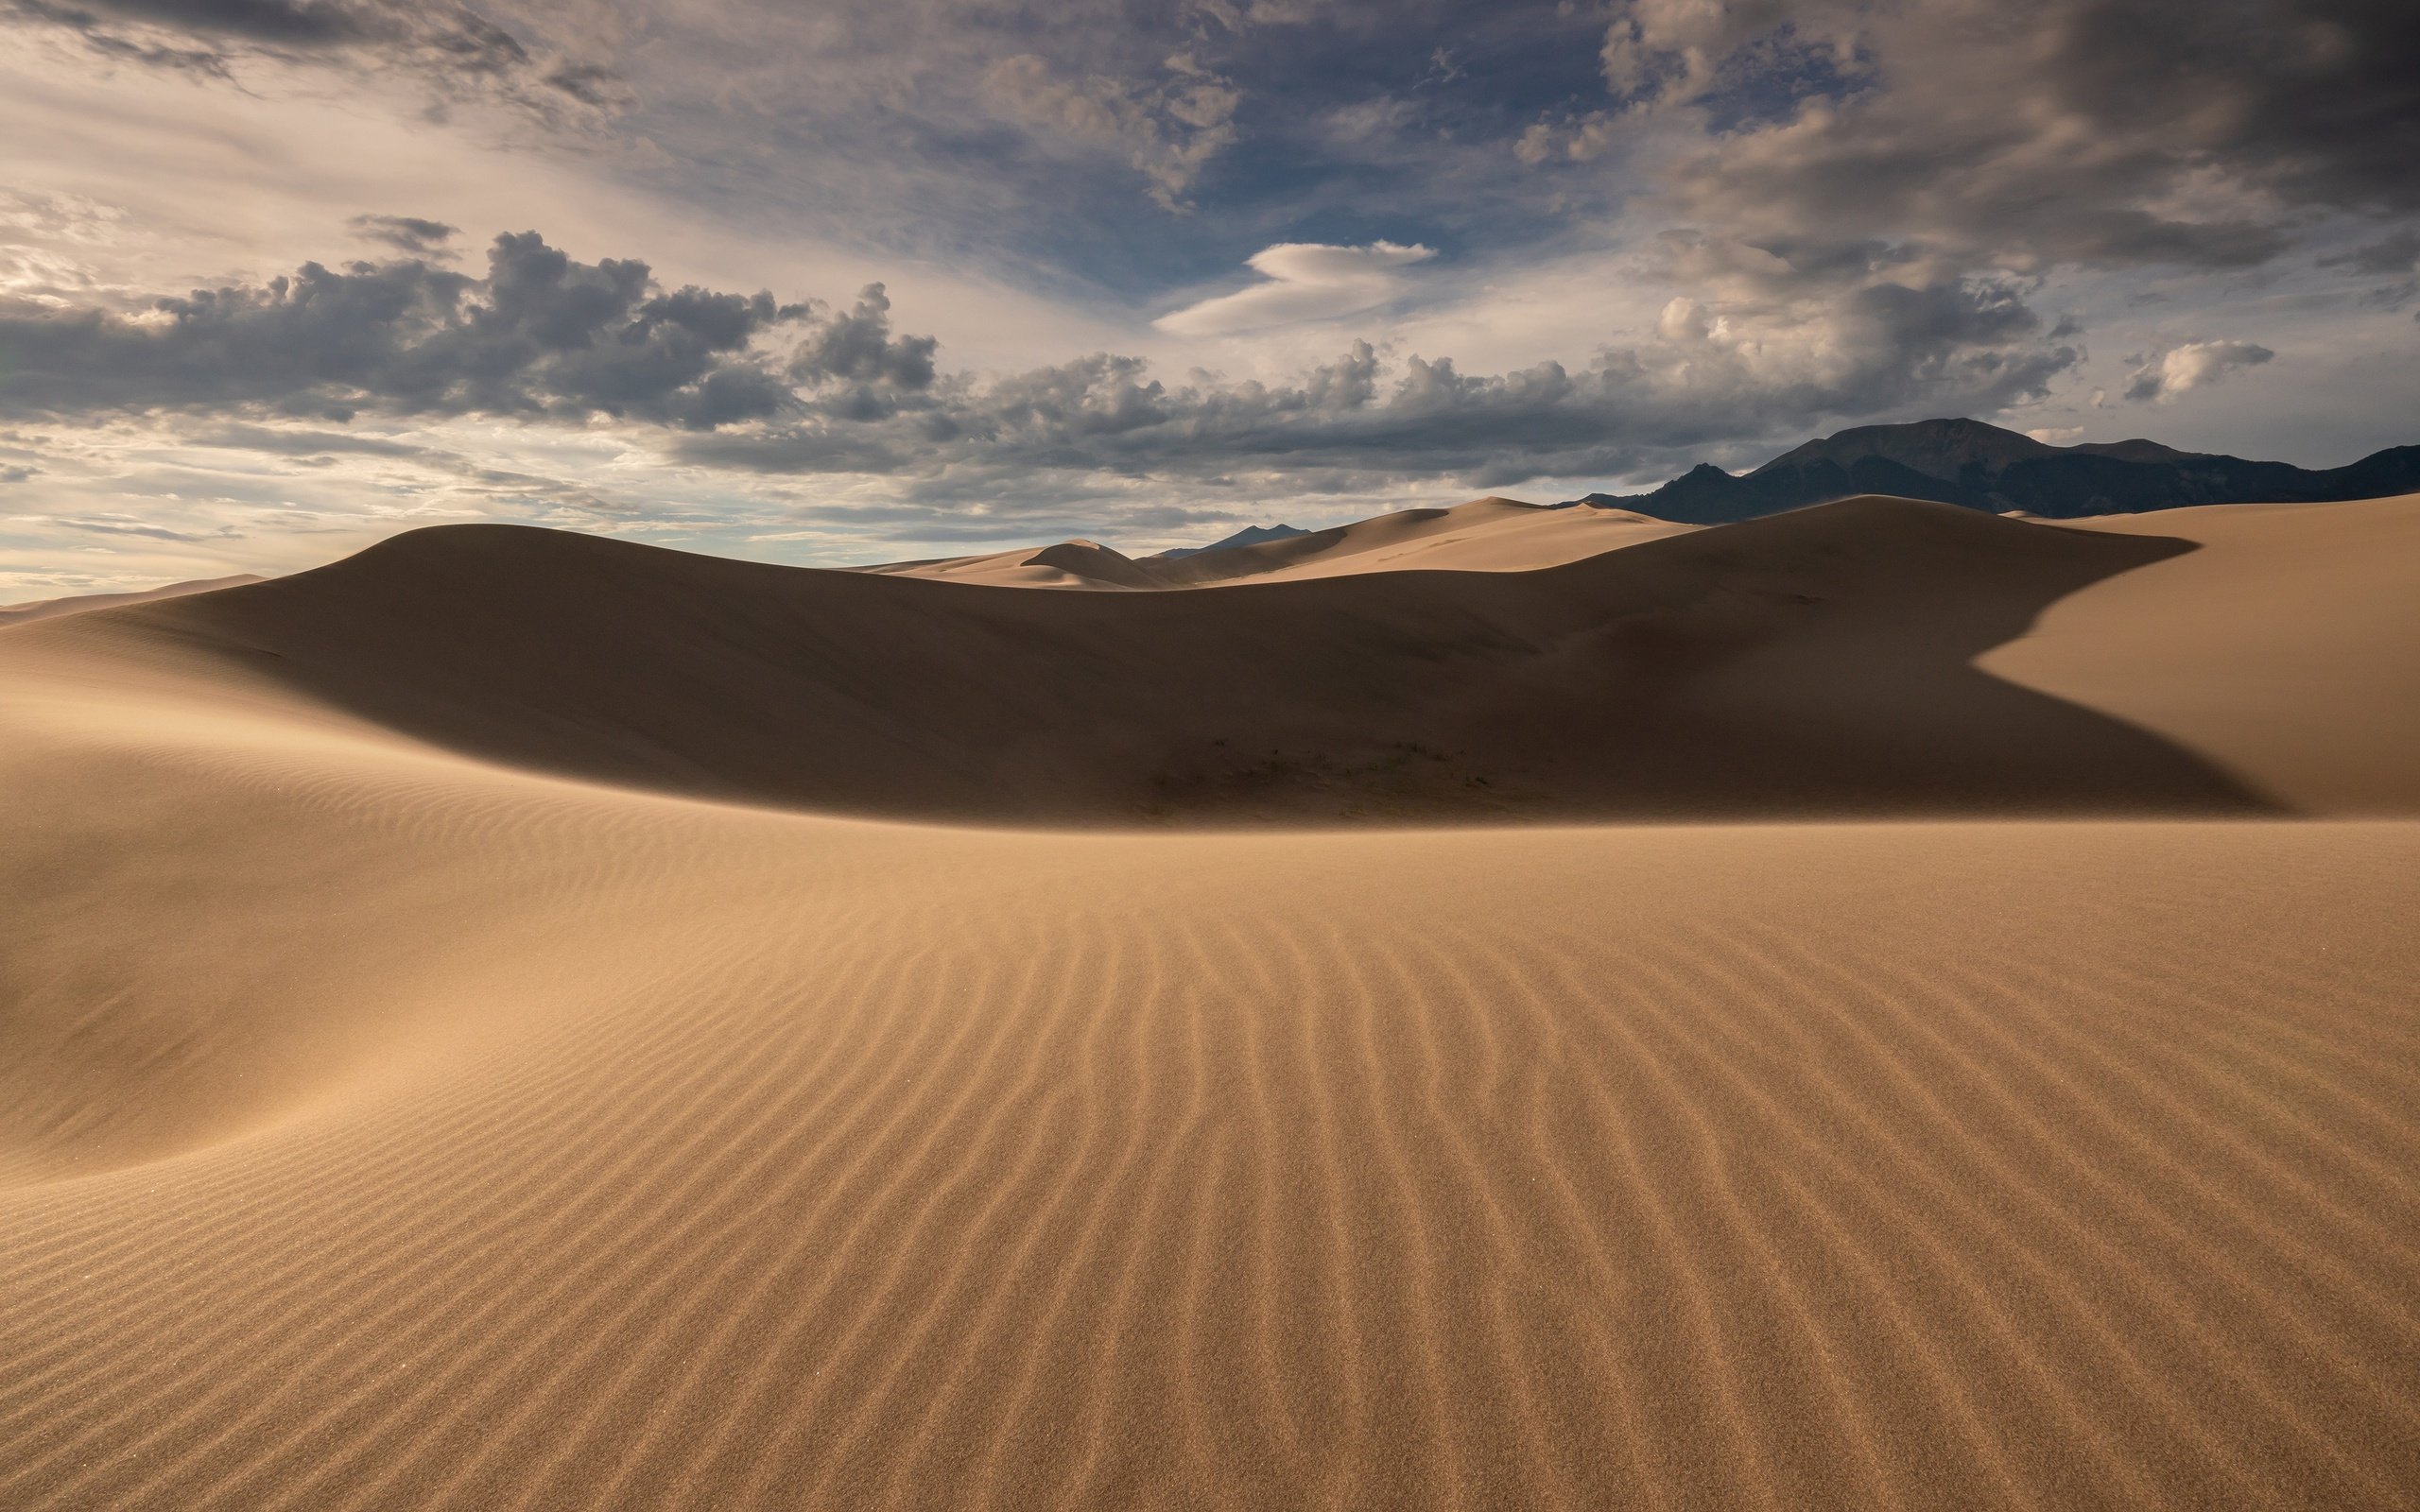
[1600,0,1854,106]
[1,223,2084,498]
[1635,0,2419,279]
[980,50,1241,208]
[0,232,856,429]
[2320,229,2420,277]
[1155,242,1436,335]
[348,214,458,255]
[788,284,938,392]
[2,0,625,123]
[2123,340,2275,403]
[72,0,362,45]
[681,266,2076,490]
[1514,112,1618,165]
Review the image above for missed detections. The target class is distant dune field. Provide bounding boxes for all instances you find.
[0,573,264,628]
[3,494,2417,1509]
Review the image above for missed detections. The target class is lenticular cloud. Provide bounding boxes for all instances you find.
[1154,241,1435,336]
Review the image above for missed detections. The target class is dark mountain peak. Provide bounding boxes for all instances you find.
[1151,522,1310,561]
[1563,419,2420,525]
[1751,418,2050,484]
[2068,438,2204,463]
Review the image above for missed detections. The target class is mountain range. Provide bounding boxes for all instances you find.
[1151,523,1311,559]
[1564,418,2420,523]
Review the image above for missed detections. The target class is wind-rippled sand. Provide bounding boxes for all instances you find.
[4,495,2416,1509]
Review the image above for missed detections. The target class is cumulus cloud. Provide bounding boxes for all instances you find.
[1155,242,1436,335]
[0,233,942,430]
[675,266,2075,490]
[0,223,2085,496]
[2123,340,2275,403]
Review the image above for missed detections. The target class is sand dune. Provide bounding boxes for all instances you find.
[34,493,2373,824]
[870,495,1697,589]
[0,573,264,627]
[859,540,1160,590]
[1986,494,2420,812]
[1156,495,1697,584]
[4,493,2418,1508]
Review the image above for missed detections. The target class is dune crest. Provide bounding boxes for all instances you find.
[0,574,265,627]
[869,494,1697,588]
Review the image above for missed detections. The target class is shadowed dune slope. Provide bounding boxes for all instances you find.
[28,495,2275,822]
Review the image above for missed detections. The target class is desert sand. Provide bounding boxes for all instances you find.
[3,494,2416,1509]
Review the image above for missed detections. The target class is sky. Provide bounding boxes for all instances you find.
[2,0,2415,593]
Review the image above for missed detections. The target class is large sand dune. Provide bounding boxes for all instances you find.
[37,494,2367,824]
[4,494,2417,1509]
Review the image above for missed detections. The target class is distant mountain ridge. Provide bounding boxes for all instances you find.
[1153,523,1310,560]
[1564,418,2420,523]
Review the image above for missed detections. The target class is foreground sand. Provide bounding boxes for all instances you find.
[4,498,2417,1508]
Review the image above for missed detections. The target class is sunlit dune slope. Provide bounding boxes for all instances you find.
[869,495,1696,588]
[858,540,1162,590]
[1987,493,2420,812]
[1152,495,1697,584]
[24,493,2311,823]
